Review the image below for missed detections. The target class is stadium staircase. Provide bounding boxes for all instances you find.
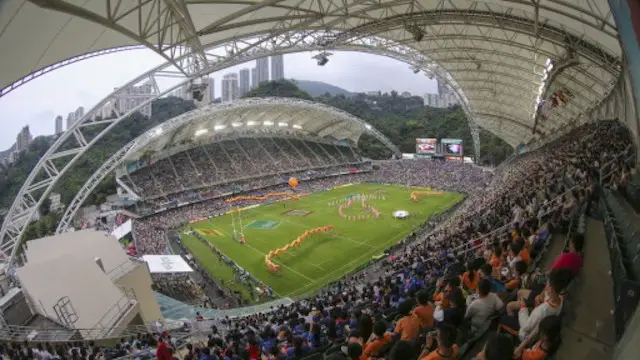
[553,217,616,359]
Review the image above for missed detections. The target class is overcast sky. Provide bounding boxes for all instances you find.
[0,49,437,150]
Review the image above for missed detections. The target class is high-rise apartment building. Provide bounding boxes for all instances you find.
[423,92,459,108]
[270,55,284,81]
[251,68,257,89]
[239,69,251,96]
[424,93,440,108]
[169,83,190,100]
[66,112,75,130]
[74,106,84,120]
[16,126,32,152]
[221,73,239,103]
[209,77,215,102]
[114,82,156,117]
[55,115,63,134]
[256,58,269,85]
[436,78,449,97]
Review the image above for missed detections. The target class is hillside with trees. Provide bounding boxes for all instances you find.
[1,80,512,241]
[245,80,513,162]
[1,97,196,240]
[293,80,353,97]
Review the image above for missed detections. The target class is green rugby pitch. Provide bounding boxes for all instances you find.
[181,183,463,300]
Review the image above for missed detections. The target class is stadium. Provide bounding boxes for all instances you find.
[0,1,639,360]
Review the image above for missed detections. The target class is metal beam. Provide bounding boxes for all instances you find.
[29,0,206,75]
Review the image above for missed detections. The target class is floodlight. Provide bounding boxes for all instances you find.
[312,52,331,66]
[406,25,425,42]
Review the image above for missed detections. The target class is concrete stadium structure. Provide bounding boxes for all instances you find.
[1,1,640,349]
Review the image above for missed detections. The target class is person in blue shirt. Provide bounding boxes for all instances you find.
[307,323,323,349]
[284,336,310,360]
[479,263,506,293]
[260,327,277,355]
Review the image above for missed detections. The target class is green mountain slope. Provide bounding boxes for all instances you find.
[293,80,353,97]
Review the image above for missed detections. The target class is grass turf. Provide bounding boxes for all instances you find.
[182,183,463,300]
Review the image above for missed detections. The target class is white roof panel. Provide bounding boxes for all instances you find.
[142,255,193,274]
[0,0,622,146]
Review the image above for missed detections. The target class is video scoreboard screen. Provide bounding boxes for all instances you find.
[416,138,437,154]
[441,139,463,157]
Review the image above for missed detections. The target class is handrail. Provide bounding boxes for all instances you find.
[599,145,635,185]
[86,292,137,340]
[106,258,145,281]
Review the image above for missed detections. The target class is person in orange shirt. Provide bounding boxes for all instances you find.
[515,238,532,265]
[361,321,393,360]
[489,245,503,277]
[413,290,435,330]
[513,315,562,360]
[394,301,421,342]
[475,333,514,360]
[461,261,479,292]
[418,324,459,360]
[521,229,533,252]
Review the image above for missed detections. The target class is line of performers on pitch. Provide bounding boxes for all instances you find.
[264,225,334,272]
[337,198,380,221]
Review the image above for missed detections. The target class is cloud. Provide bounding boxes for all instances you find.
[0,49,437,149]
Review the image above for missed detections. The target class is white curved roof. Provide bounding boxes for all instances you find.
[0,0,621,146]
[123,97,396,161]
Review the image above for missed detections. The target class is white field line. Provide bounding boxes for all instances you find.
[284,229,408,298]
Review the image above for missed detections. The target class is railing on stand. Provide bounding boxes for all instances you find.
[600,190,640,340]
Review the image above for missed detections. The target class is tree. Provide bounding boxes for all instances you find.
[0,97,197,241]
[243,80,513,162]
[40,197,51,216]
[243,79,313,100]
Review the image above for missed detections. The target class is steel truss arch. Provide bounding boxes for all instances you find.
[56,98,398,233]
[0,0,623,268]
[339,10,619,71]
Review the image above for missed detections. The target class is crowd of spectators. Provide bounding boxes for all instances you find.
[151,274,207,306]
[135,120,629,360]
[123,138,361,199]
[372,160,492,195]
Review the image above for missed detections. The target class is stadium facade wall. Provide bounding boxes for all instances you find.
[114,261,163,324]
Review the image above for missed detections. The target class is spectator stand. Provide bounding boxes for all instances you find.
[3,122,629,360]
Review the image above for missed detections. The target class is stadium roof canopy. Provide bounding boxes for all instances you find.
[1,0,622,147]
[122,97,398,162]
[0,0,625,269]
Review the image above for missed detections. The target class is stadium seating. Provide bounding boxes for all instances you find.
[5,121,635,360]
[122,137,363,199]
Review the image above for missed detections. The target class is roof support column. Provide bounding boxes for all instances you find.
[469,118,481,162]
